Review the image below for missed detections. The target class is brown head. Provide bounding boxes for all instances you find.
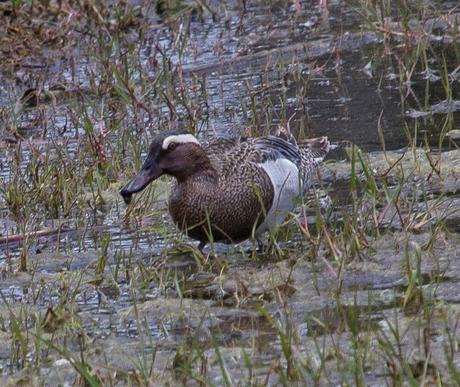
[120,130,213,204]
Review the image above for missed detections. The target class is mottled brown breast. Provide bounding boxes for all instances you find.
[168,165,274,243]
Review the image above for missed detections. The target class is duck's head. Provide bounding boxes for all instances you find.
[120,130,202,204]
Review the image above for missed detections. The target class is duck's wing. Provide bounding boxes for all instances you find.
[248,136,301,165]
[204,136,302,179]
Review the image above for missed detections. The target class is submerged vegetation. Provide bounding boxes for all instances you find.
[0,0,459,385]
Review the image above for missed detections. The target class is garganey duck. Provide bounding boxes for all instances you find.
[120,129,330,247]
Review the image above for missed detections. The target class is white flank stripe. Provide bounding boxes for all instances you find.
[162,134,200,149]
[256,158,302,236]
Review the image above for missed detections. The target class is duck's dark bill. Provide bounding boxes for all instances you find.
[120,164,162,204]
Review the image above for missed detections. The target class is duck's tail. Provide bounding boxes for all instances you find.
[274,126,330,188]
[297,136,330,191]
[298,136,330,165]
[275,126,330,163]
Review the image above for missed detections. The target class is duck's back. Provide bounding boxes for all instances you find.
[204,136,300,179]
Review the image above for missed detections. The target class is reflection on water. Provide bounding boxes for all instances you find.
[0,1,459,383]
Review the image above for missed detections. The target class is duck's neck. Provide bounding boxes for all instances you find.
[174,152,218,185]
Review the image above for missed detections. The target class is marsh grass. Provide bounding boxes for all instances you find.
[0,0,459,385]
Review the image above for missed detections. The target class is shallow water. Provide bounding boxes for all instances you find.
[0,0,459,384]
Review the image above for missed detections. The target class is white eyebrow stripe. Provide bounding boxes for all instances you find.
[162,134,200,149]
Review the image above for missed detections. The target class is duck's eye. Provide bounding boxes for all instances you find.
[168,142,177,150]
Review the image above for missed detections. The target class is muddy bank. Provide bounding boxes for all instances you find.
[1,0,459,385]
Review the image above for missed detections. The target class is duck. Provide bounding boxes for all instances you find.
[120,129,330,248]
